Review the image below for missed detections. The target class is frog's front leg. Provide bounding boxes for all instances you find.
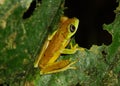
[61,42,84,54]
[40,60,77,74]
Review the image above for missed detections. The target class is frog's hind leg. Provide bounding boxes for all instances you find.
[40,60,77,75]
[34,30,57,68]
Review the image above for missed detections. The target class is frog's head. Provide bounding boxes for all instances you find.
[66,17,79,39]
[59,17,79,40]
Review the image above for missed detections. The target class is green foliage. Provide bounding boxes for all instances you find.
[0,0,63,85]
[0,0,120,86]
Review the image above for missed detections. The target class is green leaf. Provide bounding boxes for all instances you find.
[0,0,120,86]
[0,0,63,85]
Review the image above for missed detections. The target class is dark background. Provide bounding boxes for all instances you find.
[23,0,118,49]
[64,0,118,49]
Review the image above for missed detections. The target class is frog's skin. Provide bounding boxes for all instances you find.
[34,16,80,75]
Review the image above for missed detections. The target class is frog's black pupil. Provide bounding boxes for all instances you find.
[70,24,76,32]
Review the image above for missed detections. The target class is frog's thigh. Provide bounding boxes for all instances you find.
[40,60,77,74]
[34,30,57,67]
[34,39,50,67]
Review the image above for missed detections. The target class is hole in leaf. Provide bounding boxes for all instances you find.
[22,0,41,19]
[76,83,82,86]
[0,83,9,86]
[64,0,118,49]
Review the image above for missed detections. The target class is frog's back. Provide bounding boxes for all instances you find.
[38,17,79,67]
[39,30,68,67]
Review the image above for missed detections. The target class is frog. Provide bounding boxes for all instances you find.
[34,16,81,75]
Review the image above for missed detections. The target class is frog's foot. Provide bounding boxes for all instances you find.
[40,60,77,75]
[70,42,85,51]
[61,43,84,54]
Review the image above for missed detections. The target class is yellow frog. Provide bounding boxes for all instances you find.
[34,16,80,74]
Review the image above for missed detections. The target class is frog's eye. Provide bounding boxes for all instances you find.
[70,24,76,32]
